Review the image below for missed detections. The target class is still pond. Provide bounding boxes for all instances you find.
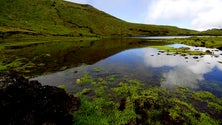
[29,37,222,97]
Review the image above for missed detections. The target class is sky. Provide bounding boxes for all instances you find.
[66,0,222,31]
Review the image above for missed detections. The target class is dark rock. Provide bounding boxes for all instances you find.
[0,72,79,125]
[118,98,126,111]
[205,50,212,54]
[193,56,199,59]
[159,51,165,53]
[217,46,222,50]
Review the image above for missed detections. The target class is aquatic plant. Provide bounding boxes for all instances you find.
[72,73,221,125]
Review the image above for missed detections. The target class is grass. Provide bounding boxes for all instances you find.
[200,29,222,36]
[165,36,222,49]
[0,0,199,39]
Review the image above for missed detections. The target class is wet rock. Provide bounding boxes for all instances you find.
[166,53,172,55]
[217,46,222,50]
[193,56,199,59]
[0,72,79,125]
[205,50,212,54]
[181,54,186,56]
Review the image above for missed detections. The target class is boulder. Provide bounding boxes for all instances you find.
[0,72,79,125]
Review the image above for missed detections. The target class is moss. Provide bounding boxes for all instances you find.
[93,67,100,72]
[57,85,66,90]
[192,91,216,101]
[208,102,222,112]
[73,73,221,124]
[198,113,219,125]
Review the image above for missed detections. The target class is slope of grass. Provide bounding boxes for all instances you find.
[0,0,198,38]
[165,36,222,49]
[201,29,222,36]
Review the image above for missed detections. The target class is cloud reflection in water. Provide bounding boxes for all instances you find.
[143,47,222,89]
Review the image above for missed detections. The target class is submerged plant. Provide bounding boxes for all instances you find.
[72,73,222,125]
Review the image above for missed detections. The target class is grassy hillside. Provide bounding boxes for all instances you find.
[0,0,198,38]
[200,29,222,36]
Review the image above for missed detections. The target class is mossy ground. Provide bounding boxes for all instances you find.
[1,36,222,124]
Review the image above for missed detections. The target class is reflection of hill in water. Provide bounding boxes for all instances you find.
[6,38,165,76]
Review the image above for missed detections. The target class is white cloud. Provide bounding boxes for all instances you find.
[65,0,89,4]
[146,0,222,30]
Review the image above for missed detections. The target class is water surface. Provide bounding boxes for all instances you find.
[31,38,222,96]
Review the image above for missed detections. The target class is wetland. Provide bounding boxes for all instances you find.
[1,36,222,124]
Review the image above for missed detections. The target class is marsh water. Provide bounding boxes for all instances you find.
[30,38,222,97]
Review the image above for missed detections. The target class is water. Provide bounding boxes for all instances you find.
[132,36,191,39]
[31,39,222,96]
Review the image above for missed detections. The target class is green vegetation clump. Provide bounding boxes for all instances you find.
[72,73,222,125]
[151,45,207,56]
[57,85,66,89]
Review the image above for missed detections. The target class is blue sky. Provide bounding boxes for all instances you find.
[66,0,222,31]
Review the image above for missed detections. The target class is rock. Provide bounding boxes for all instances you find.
[193,56,199,59]
[118,98,126,111]
[217,46,222,50]
[76,78,81,84]
[0,72,79,125]
[205,50,212,54]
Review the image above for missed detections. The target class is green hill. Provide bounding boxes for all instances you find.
[0,0,198,38]
[200,29,222,36]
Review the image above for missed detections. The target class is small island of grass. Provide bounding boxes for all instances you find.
[151,45,208,56]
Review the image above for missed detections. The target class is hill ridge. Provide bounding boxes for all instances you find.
[0,0,198,38]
